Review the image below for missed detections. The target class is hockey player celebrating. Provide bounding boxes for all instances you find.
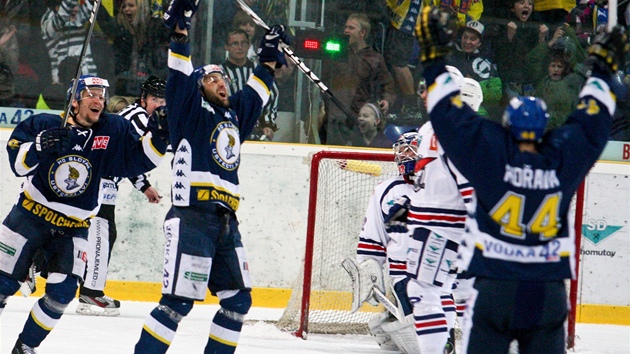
[133,0,288,353]
[77,75,166,316]
[416,6,628,353]
[0,75,168,353]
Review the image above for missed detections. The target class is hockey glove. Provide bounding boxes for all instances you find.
[415,6,453,63]
[163,0,199,30]
[148,106,169,143]
[257,25,291,68]
[384,196,411,234]
[35,127,71,156]
[585,25,629,75]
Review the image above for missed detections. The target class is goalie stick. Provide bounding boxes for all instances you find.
[62,0,103,127]
[235,0,356,123]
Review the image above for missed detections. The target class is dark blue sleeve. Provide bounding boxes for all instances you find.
[229,65,275,141]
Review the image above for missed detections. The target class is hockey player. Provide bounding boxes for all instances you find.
[0,75,168,353]
[416,6,628,353]
[348,68,481,354]
[133,0,287,352]
[76,75,166,316]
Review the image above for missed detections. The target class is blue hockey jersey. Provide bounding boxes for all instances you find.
[6,113,166,228]
[424,62,613,281]
[166,38,273,212]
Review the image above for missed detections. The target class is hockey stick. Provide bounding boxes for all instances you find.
[62,0,103,127]
[235,0,356,123]
[373,286,405,322]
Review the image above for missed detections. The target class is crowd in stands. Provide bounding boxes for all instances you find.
[1,0,630,143]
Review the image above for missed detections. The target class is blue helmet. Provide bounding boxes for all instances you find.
[67,75,110,103]
[393,131,422,176]
[502,96,550,142]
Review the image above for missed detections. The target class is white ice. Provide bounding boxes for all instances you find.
[2,297,629,353]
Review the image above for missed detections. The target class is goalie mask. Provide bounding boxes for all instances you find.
[393,131,422,179]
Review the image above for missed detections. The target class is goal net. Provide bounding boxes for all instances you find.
[276,151,398,337]
[277,150,582,346]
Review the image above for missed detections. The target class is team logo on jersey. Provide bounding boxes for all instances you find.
[211,121,240,171]
[48,155,92,197]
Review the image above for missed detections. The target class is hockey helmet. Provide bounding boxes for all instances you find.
[502,96,550,142]
[193,64,230,90]
[141,75,166,98]
[460,77,483,112]
[393,131,422,176]
[67,75,110,103]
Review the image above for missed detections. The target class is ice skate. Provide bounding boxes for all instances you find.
[76,294,121,316]
[12,339,37,354]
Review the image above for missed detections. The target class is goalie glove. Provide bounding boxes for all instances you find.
[384,196,411,234]
[585,25,629,76]
[415,6,454,63]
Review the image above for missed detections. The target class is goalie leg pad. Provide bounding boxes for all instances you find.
[381,314,421,354]
[367,312,399,352]
[341,258,385,312]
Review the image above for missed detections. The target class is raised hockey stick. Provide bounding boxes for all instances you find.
[235,0,356,123]
[62,0,103,127]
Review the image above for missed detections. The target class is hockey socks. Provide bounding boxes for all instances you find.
[135,296,193,354]
[205,290,251,354]
[136,307,179,353]
[19,296,65,347]
[205,309,245,353]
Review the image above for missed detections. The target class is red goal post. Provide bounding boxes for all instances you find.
[277,150,582,346]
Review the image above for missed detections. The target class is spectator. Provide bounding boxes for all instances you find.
[96,0,168,96]
[438,0,484,27]
[0,23,17,106]
[320,13,396,145]
[493,0,550,99]
[36,55,79,110]
[41,0,98,84]
[220,29,279,141]
[449,20,503,120]
[351,102,392,148]
[529,24,587,128]
[107,95,133,113]
[533,0,575,29]
[231,10,259,62]
[384,0,422,121]
[0,0,50,107]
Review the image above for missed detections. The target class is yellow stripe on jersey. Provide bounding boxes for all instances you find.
[247,75,270,106]
[168,49,193,76]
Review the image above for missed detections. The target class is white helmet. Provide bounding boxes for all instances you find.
[460,77,483,112]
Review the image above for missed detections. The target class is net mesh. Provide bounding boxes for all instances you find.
[277,155,399,335]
